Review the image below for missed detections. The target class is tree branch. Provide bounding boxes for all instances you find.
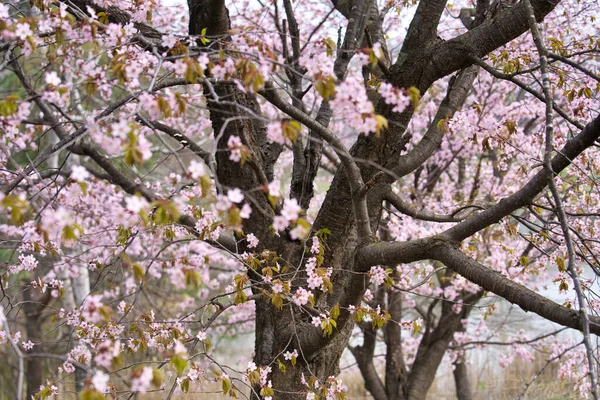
[429,244,600,335]
[441,113,600,242]
[384,190,461,223]
[260,82,373,241]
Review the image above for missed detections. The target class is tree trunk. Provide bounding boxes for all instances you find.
[72,267,91,392]
[22,283,45,399]
[405,292,482,400]
[453,355,473,400]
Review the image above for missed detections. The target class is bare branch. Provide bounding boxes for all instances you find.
[430,244,600,335]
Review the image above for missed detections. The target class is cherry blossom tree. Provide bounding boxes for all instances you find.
[1,0,600,399]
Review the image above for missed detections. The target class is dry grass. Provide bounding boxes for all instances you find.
[0,342,577,400]
[427,350,575,400]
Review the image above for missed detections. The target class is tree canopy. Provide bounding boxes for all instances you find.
[1,0,600,398]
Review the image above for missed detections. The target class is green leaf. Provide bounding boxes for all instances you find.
[282,120,302,143]
[185,269,201,288]
[180,378,190,392]
[234,290,247,305]
[519,256,529,267]
[152,368,164,387]
[34,388,52,400]
[324,37,336,56]
[0,96,19,116]
[330,304,340,320]
[408,86,420,108]
[316,228,331,241]
[171,356,188,376]
[374,114,388,136]
[222,377,231,394]
[98,305,112,322]
[559,279,569,291]
[200,27,210,45]
[315,75,336,100]
[557,257,566,272]
[80,389,105,400]
[97,11,109,24]
[277,358,286,373]
[133,263,144,282]
[271,293,284,309]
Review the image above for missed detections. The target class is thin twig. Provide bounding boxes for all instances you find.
[523,0,599,398]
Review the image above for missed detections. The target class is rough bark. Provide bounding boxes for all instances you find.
[453,355,473,400]
[60,0,580,398]
[384,287,407,400]
[406,292,482,400]
[22,280,51,400]
[349,322,387,400]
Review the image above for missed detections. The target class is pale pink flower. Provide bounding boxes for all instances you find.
[70,165,89,182]
[293,288,311,306]
[281,198,301,222]
[125,196,149,213]
[290,224,309,240]
[131,366,154,392]
[272,282,283,294]
[227,189,244,203]
[240,203,252,219]
[45,71,62,86]
[15,23,33,40]
[267,122,285,144]
[22,340,34,350]
[283,349,298,360]
[246,233,259,248]
[188,160,205,179]
[369,266,387,285]
[92,371,110,393]
[272,216,288,232]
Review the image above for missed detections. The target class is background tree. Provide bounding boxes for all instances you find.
[0,0,599,399]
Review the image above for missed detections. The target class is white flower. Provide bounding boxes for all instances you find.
[246,233,259,248]
[0,4,9,19]
[281,198,301,222]
[369,266,387,286]
[45,71,62,86]
[267,121,285,144]
[92,371,110,393]
[70,165,89,182]
[188,160,205,179]
[227,189,244,203]
[268,180,281,197]
[125,196,149,213]
[227,136,243,162]
[289,224,309,240]
[293,288,311,306]
[15,23,33,40]
[283,349,298,360]
[215,194,232,212]
[272,216,288,232]
[22,340,34,350]
[196,331,207,341]
[240,203,252,219]
[272,282,283,294]
[131,366,153,392]
[111,119,130,139]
